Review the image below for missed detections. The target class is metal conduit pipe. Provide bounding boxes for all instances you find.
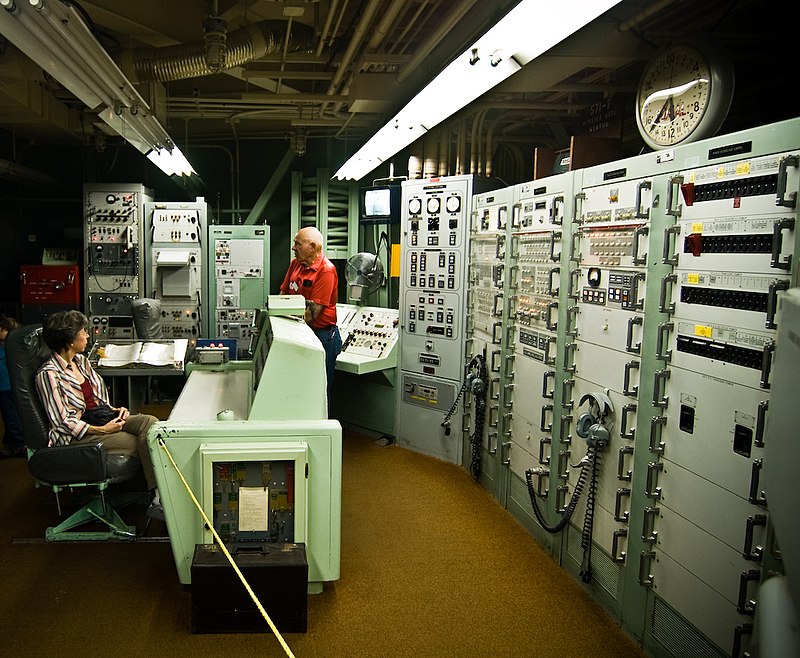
[316,0,342,57]
[326,0,408,122]
[617,0,678,32]
[367,0,408,51]
[455,119,467,175]
[422,133,438,179]
[438,126,449,177]
[121,21,315,83]
[396,0,479,84]
[485,116,499,178]
[326,0,383,96]
[470,110,487,176]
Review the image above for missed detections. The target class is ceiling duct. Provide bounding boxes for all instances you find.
[121,20,315,83]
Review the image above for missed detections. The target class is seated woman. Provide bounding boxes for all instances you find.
[34,310,163,520]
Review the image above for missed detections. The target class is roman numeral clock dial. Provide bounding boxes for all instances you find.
[635,41,734,150]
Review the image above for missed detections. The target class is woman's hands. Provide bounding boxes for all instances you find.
[87,407,129,434]
[98,416,125,433]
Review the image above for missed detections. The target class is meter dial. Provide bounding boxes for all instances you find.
[445,195,461,213]
[427,197,441,214]
[408,197,422,215]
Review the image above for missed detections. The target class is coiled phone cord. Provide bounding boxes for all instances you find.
[524,451,592,534]
[440,355,488,480]
[156,436,296,658]
[468,354,488,481]
[579,446,601,583]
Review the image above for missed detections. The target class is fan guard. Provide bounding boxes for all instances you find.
[345,252,385,301]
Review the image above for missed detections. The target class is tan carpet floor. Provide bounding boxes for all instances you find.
[0,428,647,657]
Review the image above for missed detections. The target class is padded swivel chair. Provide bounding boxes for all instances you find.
[5,324,144,541]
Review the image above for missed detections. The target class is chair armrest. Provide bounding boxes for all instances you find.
[28,443,109,486]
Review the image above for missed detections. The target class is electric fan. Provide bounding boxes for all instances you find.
[345,251,385,301]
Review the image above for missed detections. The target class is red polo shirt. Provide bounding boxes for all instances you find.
[279,252,338,329]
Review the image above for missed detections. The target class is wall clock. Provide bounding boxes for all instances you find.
[635,41,734,150]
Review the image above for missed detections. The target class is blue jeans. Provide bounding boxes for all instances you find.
[312,325,342,415]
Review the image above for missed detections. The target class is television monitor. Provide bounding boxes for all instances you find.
[359,184,401,224]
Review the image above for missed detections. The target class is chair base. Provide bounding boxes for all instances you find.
[44,493,143,541]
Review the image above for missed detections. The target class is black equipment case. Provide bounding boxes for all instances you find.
[191,542,308,633]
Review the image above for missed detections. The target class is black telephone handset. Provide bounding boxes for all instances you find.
[441,354,486,434]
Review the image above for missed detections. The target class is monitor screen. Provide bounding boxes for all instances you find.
[364,188,391,216]
[359,184,400,224]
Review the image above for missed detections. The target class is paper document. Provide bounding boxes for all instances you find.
[97,339,188,368]
[238,487,269,532]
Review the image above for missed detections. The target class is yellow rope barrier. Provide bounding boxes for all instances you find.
[157,437,296,658]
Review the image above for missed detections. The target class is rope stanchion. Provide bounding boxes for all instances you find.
[157,437,296,658]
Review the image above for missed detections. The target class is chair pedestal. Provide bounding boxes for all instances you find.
[44,492,144,541]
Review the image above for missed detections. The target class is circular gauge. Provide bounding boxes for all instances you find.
[427,196,441,214]
[408,197,422,215]
[445,195,461,213]
[635,41,734,150]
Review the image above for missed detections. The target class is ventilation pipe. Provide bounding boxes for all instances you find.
[119,21,315,83]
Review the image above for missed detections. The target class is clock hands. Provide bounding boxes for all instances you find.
[643,78,708,128]
[650,97,672,130]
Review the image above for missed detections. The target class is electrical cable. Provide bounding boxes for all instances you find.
[156,437,295,658]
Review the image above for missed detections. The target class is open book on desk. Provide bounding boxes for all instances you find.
[96,339,188,369]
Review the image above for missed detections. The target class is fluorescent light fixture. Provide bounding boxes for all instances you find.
[0,0,195,174]
[147,145,196,177]
[333,0,622,181]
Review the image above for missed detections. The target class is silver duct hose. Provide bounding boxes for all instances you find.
[126,21,315,83]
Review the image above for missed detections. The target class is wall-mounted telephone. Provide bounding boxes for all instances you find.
[441,353,487,479]
[526,390,614,583]
[575,391,614,449]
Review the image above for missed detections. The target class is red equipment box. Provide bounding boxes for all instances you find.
[20,264,81,305]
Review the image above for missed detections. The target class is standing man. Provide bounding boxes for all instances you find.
[280,226,342,414]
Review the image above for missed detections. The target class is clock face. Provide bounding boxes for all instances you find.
[635,42,733,149]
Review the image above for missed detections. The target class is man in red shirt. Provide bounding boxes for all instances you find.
[279,226,342,413]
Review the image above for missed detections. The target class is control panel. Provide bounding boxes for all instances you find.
[400,176,472,382]
[83,184,153,340]
[209,459,297,544]
[207,225,270,358]
[339,304,399,359]
[396,174,495,464]
[503,174,573,495]
[146,199,209,339]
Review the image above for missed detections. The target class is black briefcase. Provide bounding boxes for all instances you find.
[191,542,308,633]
